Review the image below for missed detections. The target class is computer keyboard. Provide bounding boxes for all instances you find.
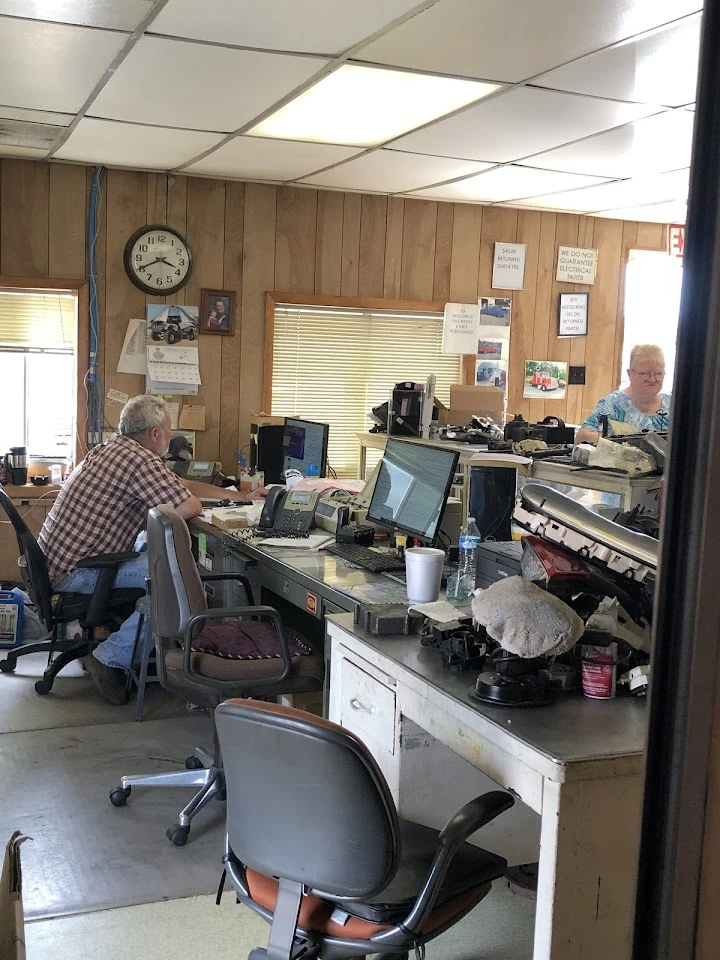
[325,542,406,572]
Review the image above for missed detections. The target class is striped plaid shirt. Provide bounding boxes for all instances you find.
[39,434,190,584]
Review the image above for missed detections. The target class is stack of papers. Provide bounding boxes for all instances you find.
[257,533,334,550]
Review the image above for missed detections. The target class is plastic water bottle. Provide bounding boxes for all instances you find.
[446,517,481,601]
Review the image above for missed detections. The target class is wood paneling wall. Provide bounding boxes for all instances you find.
[0,158,667,470]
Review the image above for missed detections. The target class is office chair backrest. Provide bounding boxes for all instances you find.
[146,505,207,641]
[0,486,55,629]
[215,699,401,900]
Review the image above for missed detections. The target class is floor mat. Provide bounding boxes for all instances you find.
[0,652,185,734]
[0,715,225,919]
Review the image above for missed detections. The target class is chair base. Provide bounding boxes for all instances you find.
[109,746,223,845]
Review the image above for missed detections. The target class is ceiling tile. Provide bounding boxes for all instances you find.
[185,136,362,180]
[300,149,493,193]
[0,0,153,30]
[521,109,695,179]
[593,200,687,223]
[54,118,225,169]
[0,145,49,159]
[356,0,702,83]
[409,165,609,202]
[510,168,689,213]
[151,0,422,56]
[0,18,126,113]
[89,37,328,132]
[534,14,701,107]
[0,106,74,125]
[391,87,658,164]
[0,117,64,150]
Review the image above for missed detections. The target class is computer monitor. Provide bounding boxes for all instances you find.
[367,439,459,544]
[282,418,329,477]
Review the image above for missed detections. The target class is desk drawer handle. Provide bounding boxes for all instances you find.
[349,697,375,715]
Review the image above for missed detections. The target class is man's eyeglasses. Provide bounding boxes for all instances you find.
[632,369,665,381]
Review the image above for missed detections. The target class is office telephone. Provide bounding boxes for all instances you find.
[257,488,320,539]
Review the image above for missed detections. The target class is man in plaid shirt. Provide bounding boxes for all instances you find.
[39,395,259,703]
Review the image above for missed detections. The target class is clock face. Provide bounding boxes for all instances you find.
[123,224,193,296]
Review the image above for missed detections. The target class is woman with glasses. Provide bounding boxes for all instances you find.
[575,344,670,445]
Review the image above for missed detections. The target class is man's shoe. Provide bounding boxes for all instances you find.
[83,656,129,705]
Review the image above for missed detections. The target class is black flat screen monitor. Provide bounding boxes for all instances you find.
[367,439,459,543]
[283,418,329,477]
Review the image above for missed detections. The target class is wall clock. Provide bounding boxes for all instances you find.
[123,224,193,295]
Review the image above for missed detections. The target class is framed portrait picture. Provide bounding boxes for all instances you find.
[200,289,235,335]
[557,292,589,337]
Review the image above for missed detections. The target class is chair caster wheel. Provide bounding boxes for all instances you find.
[0,658,16,673]
[109,786,131,807]
[166,824,189,846]
[35,678,52,695]
[185,756,204,770]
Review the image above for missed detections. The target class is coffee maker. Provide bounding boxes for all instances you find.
[5,447,28,485]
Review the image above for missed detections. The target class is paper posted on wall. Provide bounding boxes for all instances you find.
[117,318,147,375]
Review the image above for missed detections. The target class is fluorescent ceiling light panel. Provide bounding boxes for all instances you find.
[247,64,501,147]
[410,165,610,203]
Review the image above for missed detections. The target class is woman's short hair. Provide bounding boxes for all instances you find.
[629,344,665,370]
[119,395,168,437]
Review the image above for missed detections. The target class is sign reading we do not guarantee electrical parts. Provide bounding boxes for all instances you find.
[556,245,598,284]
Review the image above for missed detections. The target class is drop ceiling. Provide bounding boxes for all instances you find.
[0,0,701,223]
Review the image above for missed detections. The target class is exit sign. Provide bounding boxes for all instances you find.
[668,224,685,259]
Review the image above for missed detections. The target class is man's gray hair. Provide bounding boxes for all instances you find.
[119,395,169,437]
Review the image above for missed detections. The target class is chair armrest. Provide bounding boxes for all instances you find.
[438,791,515,848]
[181,605,292,693]
[76,551,139,569]
[400,791,514,937]
[198,572,255,604]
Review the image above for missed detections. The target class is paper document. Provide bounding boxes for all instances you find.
[165,401,180,430]
[469,452,531,467]
[257,533,334,550]
[147,378,198,396]
[408,600,469,621]
[117,318,148,375]
[146,360,201,384]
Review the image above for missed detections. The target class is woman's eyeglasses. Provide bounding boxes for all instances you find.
[632,369,665,381]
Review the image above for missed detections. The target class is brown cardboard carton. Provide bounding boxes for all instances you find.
[449,385,504,425]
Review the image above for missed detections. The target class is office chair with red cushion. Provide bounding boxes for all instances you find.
[215,699,514,960]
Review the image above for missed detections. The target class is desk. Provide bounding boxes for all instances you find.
[0,484,59,582]
[327,613,646,960]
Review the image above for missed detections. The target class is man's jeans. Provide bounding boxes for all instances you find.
[55,553,148,671]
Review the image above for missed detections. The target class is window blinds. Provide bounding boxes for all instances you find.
[271,304,461,478]
[0,290,76,351]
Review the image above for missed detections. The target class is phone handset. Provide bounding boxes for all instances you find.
[258,486,287,530]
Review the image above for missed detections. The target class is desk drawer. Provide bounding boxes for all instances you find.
[339,658,396,754]
[261,567,322,619]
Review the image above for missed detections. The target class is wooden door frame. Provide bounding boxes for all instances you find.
[0,275,89,463]
[263,291,466,411]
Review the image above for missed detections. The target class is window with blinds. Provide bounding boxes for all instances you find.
[271,304,461,478]
[0,289,76,351]
[0,289,77,458]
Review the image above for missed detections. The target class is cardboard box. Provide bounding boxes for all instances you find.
[1,833,27,960]
[179,405,206,431]
[449,385,504,425]
[210,506,254,531]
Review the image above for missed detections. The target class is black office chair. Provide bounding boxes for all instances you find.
[215,699,514,960]
[108,506,324,845]
[0,486,144,695]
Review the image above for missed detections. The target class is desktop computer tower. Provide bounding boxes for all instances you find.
[251,423,285,484]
